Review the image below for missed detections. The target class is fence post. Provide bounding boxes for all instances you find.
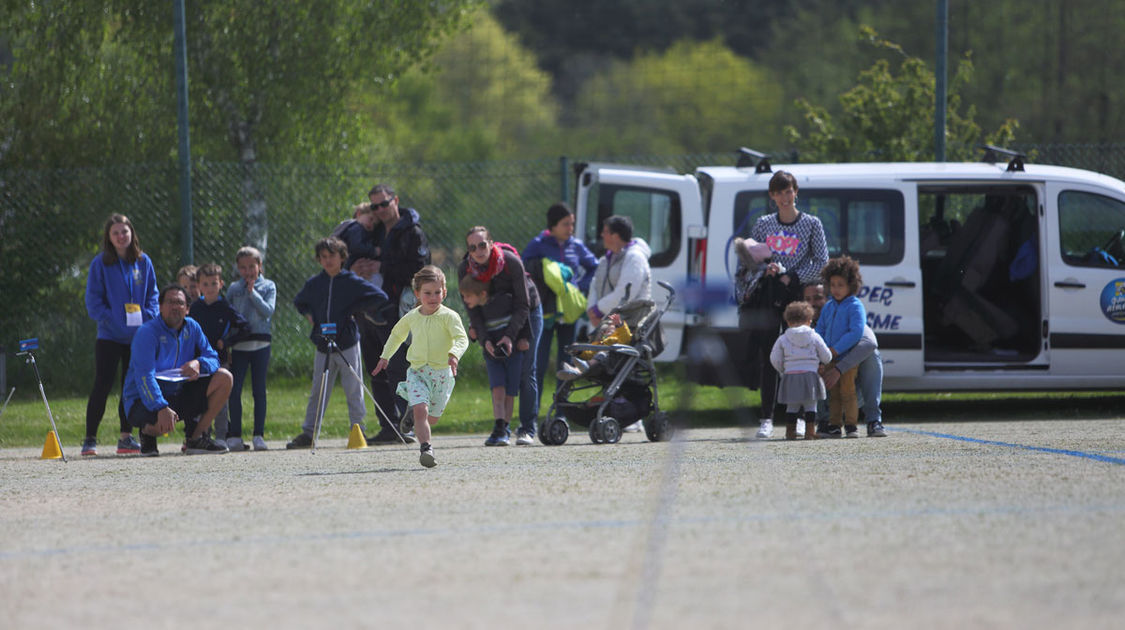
[560,156,570,204]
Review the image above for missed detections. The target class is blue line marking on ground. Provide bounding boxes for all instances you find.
[888,427,1125,466]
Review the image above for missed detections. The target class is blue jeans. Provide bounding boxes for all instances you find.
[519,303,543,435]
[817,349,883,424]
[229,345,271,437]
[535,316,577,409]
[484,350,525,395]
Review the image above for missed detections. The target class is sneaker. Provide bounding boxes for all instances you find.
[515,430,534,446]
[624,419,643,433]
[140,434,159,457]
[225,436,249,451]
[844,424,860,438]
[419,444,436,468]
[755,418,773,439]
[116,435,141,455]
[366,427,400,444]
[252,435,269,450]
[555,363,583,382]
[484,420,510,446]
[184,435,230,454]
[867,420,888,437]
[286,432,314,449]
[817,424,842,438]
[795,419,806,438]
[81,437,97,456]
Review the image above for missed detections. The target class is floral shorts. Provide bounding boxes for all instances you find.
[395,365,455,418]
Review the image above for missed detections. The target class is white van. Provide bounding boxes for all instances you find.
[572,149,1125,391]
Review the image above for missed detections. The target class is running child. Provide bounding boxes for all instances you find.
[373,265,469,468]
[770,301,832,440]
[814,256,867,437]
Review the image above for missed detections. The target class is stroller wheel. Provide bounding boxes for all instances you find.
[541,417,569,446]
[600,417,621,444]
[588,419,604,444]
[645,411,672,442]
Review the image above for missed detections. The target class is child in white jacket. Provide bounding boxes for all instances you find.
[770,301,833,440]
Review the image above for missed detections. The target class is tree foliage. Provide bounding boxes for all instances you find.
[570,39,784,155]
[784,28,1018,162]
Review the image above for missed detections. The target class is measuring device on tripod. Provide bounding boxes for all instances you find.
[18,337,66,462]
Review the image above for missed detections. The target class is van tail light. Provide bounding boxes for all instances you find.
[688,236,707,285]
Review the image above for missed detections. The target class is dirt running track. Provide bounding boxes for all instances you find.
[1,420,1123,629]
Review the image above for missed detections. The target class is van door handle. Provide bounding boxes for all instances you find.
[1054,280,1086,289]
[885,280,916,288]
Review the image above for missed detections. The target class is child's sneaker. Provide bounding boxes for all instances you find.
[419,443,436,468]
[225,436,249,451]
[867,421,888,437]
[515,430,535,445]
[286,433,313,449]
[484,420,510,446]
[844,424,860,438]
[556,363,583,382]
[817,423,842,438]
[252,435,269,450]
[116,435,141,455]
[81,437,97,456]
[140,434,159,457]
[755,418,773,439]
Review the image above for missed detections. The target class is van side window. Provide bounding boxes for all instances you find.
[732,189,904,265]
[591,184,682,267]
[1059,191,1125,268]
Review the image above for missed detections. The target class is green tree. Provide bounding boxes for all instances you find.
[569,39,784,155]
[357,10,559,162]
[784,27,1018,162]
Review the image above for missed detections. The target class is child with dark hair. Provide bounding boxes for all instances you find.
[287,237,391,449]
[814,256,867,438]
[189,262,251,449]
[770,301,831,440]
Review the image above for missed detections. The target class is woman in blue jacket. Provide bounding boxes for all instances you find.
[522,203,598,402]
[82,214,159,456]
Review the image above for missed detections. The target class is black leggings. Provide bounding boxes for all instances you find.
[85,339,132,437]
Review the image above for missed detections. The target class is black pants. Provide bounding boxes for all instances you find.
[85,338,132,437]
[740,311,784,421]
[357,317,408,429]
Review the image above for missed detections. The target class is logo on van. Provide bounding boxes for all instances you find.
[1101,279,1125,324]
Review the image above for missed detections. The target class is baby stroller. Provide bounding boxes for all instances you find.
[539,281,677,445]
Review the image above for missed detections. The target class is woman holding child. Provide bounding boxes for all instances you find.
[457,226,543,447]
[737,170,829,439]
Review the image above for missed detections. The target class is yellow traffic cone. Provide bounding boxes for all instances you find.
[40,430,63,460]
[346,424,368,449]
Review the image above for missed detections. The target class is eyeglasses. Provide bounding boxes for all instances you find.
[467,241,490,252]
[372,197,394,209]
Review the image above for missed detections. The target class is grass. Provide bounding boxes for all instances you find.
[1,366,1122,448]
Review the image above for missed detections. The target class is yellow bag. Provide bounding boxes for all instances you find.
[542,258,587,324]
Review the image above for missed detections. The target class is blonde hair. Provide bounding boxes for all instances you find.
[783,301,814,327]
[413,265,446,292]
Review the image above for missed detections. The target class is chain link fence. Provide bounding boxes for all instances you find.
[1,145,1121,394]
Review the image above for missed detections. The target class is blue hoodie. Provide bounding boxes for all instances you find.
[85,253,160,344]
[522,230,598,316]
[123,315,220,415]
[294,269,389,353]
[815,294,867,356]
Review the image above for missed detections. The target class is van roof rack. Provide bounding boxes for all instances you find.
[735,147,773,174]
[980,144,1026,172]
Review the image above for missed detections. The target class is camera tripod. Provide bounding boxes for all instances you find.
[18,338,66,462]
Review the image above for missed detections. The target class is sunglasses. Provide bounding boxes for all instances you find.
[467,241,491,253]
[372,197,395,209]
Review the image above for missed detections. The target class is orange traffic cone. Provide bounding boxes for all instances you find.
[346,424,368,449]
[40,430,63,460]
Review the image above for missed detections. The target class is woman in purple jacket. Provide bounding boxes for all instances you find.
[82,214,159,456]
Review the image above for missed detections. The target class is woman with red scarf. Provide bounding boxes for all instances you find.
[457,226,542,446]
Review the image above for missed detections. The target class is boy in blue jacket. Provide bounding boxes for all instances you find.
[287,237,393,449]
[123,284,233,456]
[814,256,867,438]
[190,262,251,448]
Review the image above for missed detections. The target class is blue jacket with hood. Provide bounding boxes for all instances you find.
[123,315,220,415]
[85,253,160,345]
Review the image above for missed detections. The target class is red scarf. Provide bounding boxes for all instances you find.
[467,242,517,282]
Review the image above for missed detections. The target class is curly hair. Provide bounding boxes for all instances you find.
[820,255,862,296]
